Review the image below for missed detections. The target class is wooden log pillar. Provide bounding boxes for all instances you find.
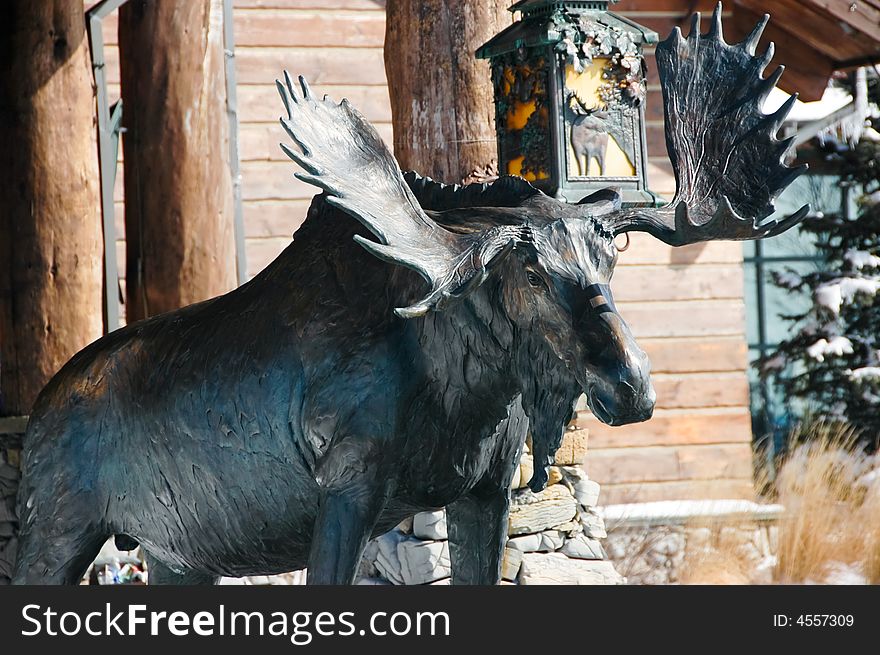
[119,0,235,322]
[384,0,511,183]
[0,1,104,417]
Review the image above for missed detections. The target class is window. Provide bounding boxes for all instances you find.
[742,174,855,452]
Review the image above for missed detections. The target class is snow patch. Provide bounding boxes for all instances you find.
[857,467,880,489]
[814,283,843,314]
[775,271,802,288]
[599,499,784,526]
[849,366,880,381]
[805,562,867,586]
[844,249,880,270]
[806,336,853,362]
[761,354,787,371]
[814,277,880,314]
[840,276,880,299]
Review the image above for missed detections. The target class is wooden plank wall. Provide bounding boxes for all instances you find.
[91,0,754,504]
[588,0,753,503]
[232,0,393,277]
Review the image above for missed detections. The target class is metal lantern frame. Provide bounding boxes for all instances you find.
[478,0,659,206]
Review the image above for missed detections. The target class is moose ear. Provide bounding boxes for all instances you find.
[576,188,622,215]
[385,226,520,319]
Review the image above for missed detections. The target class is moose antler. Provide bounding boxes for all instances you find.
[605,3,810,245]
[276,72,521,318]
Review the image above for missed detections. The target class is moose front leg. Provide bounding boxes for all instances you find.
[307,435,393,585]
[446,489,511,585]
[446,400,527,585]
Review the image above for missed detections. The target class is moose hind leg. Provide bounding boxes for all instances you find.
[146,557,219,585]
[12,518,107,585]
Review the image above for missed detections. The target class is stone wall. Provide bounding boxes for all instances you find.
[0,417,26,585]
[602,500,783,585]
[358,428,625,585]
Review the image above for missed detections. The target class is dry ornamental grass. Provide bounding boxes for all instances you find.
[773,420,880,584]
[680,418,879,585]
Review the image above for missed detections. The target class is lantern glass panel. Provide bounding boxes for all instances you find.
[492,56,552,182]
[561,59,637,179]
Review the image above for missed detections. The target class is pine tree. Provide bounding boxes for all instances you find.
[758,139,880,444]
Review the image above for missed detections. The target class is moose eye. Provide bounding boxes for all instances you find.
[526,271,545,288]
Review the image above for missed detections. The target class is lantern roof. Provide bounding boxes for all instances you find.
[509,1,610,15]
[477,1,658,60]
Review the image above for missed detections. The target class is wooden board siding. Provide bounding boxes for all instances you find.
[90,0,392,320]
[731,0,880,100]
[602,1,754,503]
[92,0,755,502]
[231,0,392,281]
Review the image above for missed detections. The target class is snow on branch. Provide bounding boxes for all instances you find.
[806,336,854,362]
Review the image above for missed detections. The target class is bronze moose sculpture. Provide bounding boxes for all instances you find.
[13,7,808,584]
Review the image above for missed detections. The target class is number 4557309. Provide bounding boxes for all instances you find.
[794,615,854,627]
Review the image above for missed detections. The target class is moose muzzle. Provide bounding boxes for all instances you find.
[579,286,656,426]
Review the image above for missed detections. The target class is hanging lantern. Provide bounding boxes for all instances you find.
[477,0,659,206]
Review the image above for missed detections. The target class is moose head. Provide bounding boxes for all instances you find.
[276,3,809,431]
[507,204,654,426]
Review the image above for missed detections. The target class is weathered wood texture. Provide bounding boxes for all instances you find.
[118,0,236,321]
[96,0,756,501]
[0,1,104,416]
[94,0,394,317]
[384,0,511,182]
[619,0,880,102]
[732,0,880,101]
[228,0,393,270]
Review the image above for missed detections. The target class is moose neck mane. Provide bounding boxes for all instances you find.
[268,196,578,485]
[411,266,579,480]
[409,275,520,418]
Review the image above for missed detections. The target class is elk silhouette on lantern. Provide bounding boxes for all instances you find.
[565,93,612,177]
[13,4,808,585]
